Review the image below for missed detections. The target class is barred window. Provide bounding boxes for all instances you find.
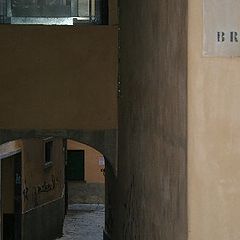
[0,0,108,25]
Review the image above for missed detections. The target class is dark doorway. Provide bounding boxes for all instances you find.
[1,152,22,240]
[14,152,22,240]
[66,150,85,181]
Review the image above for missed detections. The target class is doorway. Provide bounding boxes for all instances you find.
[66,150,85,181]
[1,152,22,240]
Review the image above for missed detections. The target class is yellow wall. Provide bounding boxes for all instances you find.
[0,0,118,130]
[67,140,105,183]
[22,138,65,212]
[188,0,240,239]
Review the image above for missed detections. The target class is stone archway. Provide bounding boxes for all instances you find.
[0,129,117,240]
[0,129,117,171]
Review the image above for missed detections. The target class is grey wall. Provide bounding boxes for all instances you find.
[116,0,188,239]
[23,198,65,240]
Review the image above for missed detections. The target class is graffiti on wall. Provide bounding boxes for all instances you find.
[23,181,29,201]
[36,175,57,194]
[23,174,60,207]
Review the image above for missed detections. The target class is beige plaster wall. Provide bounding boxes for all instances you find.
[188,0,240,239]
[67,140,104,183]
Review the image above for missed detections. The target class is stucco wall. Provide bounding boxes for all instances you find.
[117,0,188,239]
[67,140,105,183]
[0,0,118,130]
[188,0,240,239]
[22,138,65,212]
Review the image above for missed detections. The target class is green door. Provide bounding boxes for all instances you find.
[66,150,85,181]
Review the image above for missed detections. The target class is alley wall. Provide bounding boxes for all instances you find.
[188,0,240,239]
[0,0,118,130]
[22,138,64,212]
[21,138,65,240]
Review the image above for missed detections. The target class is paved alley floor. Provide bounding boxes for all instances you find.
[68,182,105,204]
[58,204,105,240]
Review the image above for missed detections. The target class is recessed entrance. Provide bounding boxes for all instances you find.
[1,151,22,240]
[67,150,85,181]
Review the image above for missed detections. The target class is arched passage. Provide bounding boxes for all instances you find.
[0,129,117,172]
[67,140,105,184]
[62,140,106,239]
[0,130,117,240]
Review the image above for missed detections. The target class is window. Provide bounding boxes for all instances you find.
[44,138,53,167]
[0,0,108,25]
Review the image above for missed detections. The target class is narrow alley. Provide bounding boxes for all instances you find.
[1,0,238,239]
[60,141,105,240]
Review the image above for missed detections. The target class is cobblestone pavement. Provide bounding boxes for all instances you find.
[58,204,104,240]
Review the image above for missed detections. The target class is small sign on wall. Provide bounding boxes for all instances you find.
[98,157,105,166]
[203,0,240,57]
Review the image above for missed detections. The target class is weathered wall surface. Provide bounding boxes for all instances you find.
[21,138,65,240]
[0,0,118,130]
[23,198,64,240]
[67,140,105,183]
[22,138,64,211]
[117,0,188,239]
[188,0,240,239]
